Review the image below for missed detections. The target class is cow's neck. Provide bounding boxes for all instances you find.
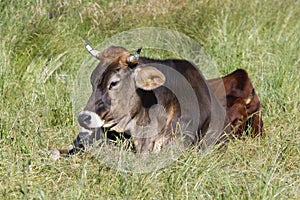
[125,104,168,137]
[131,88,181,152]
[122,89,164,135]
[110,87,180,153]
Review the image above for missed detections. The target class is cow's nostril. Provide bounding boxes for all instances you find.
[78,113,92,127]
[83,115,91,123]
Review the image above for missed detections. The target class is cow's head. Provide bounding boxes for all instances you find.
[78,44,166,133]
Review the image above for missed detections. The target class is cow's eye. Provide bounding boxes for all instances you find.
[108,80,120,90]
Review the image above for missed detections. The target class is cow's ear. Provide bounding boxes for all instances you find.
[134,67,166,90]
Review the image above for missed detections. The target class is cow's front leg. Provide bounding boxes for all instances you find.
[49,127,105,160]
[70,127,105,154]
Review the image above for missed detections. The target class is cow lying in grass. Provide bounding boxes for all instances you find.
[207,69,264,138]
[51,45,263,159]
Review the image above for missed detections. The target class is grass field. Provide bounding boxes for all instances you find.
[1,0,299,199]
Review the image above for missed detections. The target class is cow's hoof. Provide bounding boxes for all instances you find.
[48,148,61,161]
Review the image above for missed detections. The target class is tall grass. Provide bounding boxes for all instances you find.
[1,0,299,199]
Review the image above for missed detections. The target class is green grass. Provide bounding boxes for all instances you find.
[1,0,299,199]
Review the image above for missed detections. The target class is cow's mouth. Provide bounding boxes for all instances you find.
[78,110,131,133]
[102,115,131,133]
[103,122,117,129]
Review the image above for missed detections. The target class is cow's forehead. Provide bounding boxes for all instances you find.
[98,46,130,63]
[90,46,131,86]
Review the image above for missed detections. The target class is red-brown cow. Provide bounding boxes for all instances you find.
[207,69,264,138]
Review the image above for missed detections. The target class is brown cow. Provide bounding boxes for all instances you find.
[207,69,264,138]
[51,47,262,160]
[52,44,231,157]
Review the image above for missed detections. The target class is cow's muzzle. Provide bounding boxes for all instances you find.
[78,111,104,129]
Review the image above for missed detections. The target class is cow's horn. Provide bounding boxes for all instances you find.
[85,41,100,58]
[127,47,142,65]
